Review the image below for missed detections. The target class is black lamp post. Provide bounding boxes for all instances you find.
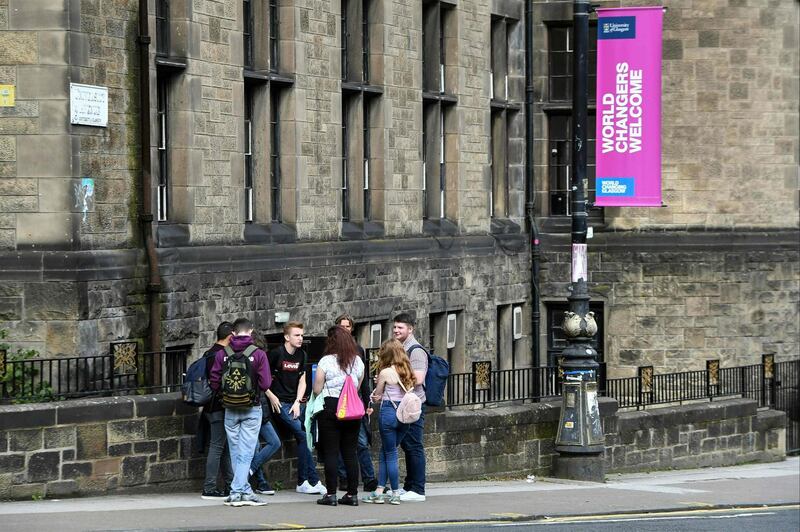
[553,0,605,482]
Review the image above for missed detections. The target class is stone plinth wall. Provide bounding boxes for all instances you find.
[0,394,786,500]
[603,398,786,473]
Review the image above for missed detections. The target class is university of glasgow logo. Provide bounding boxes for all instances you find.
[599,16,636,39]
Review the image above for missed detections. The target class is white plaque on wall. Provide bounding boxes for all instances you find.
[70,83,108,127]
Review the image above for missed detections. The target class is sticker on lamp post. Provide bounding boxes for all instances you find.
[572,243,587,283]
[70,83,108,127]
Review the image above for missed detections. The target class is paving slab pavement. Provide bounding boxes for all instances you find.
[0,458,797,531]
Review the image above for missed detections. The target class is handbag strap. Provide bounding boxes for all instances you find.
[384,366,408,410]
[393,367,410,393]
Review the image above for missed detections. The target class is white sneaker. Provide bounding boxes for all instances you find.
[399,490,426,502]
[296,480,314,494]
[394,488,406,497]
[296,480,326,494]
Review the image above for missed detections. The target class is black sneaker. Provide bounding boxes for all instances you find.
[317,494,338,506]
[255,482,275,495]
[200,489,227,500]
[338,494,359,506]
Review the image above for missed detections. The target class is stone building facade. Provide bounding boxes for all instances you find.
[530,0,799,374]
[0,0,797,380]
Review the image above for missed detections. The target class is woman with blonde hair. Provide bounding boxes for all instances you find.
[362,339,416,505]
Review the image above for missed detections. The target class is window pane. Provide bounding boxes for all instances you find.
[550,50,570,77]
[550,76,571,101]
[549,26,568,53]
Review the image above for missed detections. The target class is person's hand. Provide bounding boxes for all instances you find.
[269,394,281,413]
[289,401,301,419]
[366,407,374,416]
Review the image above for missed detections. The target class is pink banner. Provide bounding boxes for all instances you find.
[595,7,663,207]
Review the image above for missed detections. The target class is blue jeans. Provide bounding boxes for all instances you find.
[337,417,376,485]
[399,407,425,494]
[378,401,410,492]
[224,406,262,495]
[250,421,281,485]
[274,401,320,485]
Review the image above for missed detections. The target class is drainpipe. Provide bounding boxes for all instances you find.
[138,0,162,353]
[525,0,541,369]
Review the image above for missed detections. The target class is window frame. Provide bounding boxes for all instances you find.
[341,0,383,225]
[544,22,602,220]
[244,85,254,222]
[156,76,169,222]
[488,15,522,221]
[421,1,457,222]
[269,86,282,223]
[156,0,170,57]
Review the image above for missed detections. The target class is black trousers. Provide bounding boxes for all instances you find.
[317,397,361,496]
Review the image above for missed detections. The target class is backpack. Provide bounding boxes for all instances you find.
[409,344,450,407]
[335,368,365,421]
[390,367,422,424]
[221,345,259,408]
[181,352,214,407]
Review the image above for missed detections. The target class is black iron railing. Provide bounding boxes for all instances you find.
[446,364,563,407]
[444,358,796,411]
[0,347,188,403]
[604,358,795,411]
[443,357,798,453]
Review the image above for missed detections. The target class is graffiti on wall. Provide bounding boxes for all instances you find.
[74,178,95,223]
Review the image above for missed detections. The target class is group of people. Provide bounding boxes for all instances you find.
[199,313,430,507]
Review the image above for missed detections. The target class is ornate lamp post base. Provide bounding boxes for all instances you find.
[554,450,605,483]
[554,280,605,482]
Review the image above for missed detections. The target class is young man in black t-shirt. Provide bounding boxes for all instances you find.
[265,321,325,495]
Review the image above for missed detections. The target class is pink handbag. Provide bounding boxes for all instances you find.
[336,370,365,421]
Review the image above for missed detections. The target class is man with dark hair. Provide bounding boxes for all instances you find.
[334,314,377,493]
[200,321,235,499]
[266,321,326,495]
[392,312,428,502]
[210,318,272,507]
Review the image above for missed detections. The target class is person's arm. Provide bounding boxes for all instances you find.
[256,351,272,393]
[370,369,387,402]
[290,376,306,418]
[409,347,427,386]
[265,389,281,413]
[209,351,223,391]
[313,364,325,396]
[289,350,308,418]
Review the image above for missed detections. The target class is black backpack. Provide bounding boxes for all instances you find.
[221,345,259,408]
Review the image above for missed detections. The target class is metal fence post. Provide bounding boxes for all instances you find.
[638,365,653,411]
[706,359,719,401]
[762,353,775,407]
[473,361,491,407]
[739,364,746,399]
